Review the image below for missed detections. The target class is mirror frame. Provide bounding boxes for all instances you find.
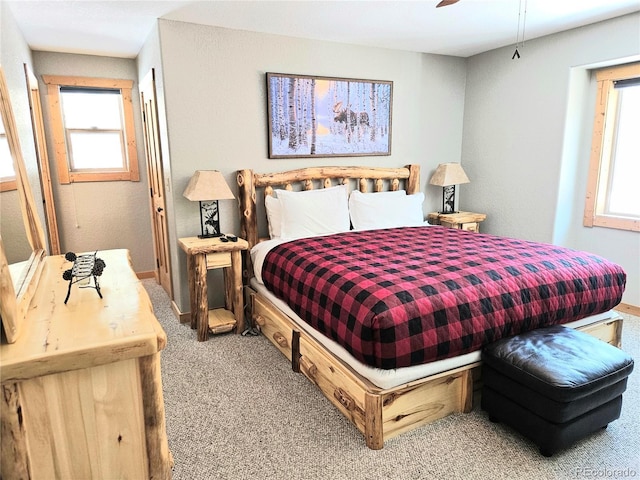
[0,66,47,343]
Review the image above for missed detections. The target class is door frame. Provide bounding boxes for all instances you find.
[24,64,60,255]
[139,69,173,298]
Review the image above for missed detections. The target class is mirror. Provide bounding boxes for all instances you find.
[0,65,47,343]
[0,114,31,272]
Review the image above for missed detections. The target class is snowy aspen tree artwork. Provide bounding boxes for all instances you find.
[267,73,392,158]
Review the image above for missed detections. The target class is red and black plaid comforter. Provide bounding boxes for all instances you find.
[261,227,626,369]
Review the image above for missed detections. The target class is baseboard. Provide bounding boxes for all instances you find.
[139,274,189,323]
[136,271,156,279]
[614,303,640,317]
[171,300,191,323]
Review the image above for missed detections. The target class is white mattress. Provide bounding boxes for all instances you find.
[250,273,618,390]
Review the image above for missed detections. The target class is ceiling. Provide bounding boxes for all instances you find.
[5,0,640,59]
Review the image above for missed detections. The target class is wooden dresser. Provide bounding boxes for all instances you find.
[0,249,172,479]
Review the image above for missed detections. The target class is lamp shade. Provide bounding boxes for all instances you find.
[428,163,470,187]
[183,170,235,201]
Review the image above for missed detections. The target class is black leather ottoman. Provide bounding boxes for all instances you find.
[481,325,634,457]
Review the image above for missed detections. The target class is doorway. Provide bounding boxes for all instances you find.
[140,69,173,298]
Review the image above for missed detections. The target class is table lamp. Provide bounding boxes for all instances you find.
[183,170,235,238]
[429,163,470,214]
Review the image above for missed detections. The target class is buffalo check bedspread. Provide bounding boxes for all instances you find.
[261,226,626,369]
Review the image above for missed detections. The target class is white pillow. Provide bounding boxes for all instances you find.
[265,194,282,239]
[349,189,425,231]
[277,184,350,239]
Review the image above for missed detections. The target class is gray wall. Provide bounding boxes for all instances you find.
[462,13,640,306]
[32,51,155,273]
[4,6,638,311]
[0,3,44,264]
[145,20,468,312]
[137,23,180,301]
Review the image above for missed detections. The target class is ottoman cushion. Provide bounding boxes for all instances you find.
[482,363,629,423]
[482,325,634,403]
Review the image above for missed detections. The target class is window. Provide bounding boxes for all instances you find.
[43,75,139,183]
[584,62,640,232]
[0,112,16,192]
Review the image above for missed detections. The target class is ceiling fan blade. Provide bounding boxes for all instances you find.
[436,0,461,7]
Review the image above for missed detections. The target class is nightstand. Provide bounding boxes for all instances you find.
[178,236,249,341]
[427,211,487,233]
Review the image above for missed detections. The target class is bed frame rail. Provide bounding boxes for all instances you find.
[250,289,624,449]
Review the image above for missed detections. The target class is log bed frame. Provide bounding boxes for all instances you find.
[236,164,623,450]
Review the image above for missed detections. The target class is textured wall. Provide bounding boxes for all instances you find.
[0,4,44,264]
[32,51,155,273]
[137,23,180,299]
[150,20,468,312]
[462,13,640,306]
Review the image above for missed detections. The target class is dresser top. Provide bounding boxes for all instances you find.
[1,249,166,383]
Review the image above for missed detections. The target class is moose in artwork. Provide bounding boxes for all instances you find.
[332,101,370,130]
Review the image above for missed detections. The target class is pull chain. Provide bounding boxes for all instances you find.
[513,0,528,59]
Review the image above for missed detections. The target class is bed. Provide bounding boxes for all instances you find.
[236,164,626,449]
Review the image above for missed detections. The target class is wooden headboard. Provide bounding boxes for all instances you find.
[236,164,420,279]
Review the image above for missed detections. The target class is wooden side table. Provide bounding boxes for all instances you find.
[427,211,487,233]
[178,236,249,341]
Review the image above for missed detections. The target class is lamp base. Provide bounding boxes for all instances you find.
[197,233,223,239]
[198,200,222,238]
[440,185,457,215]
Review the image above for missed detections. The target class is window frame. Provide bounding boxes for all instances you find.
[43,75,139,184]
[583,62,640,232]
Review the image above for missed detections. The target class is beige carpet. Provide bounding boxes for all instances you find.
[143,280,639,480]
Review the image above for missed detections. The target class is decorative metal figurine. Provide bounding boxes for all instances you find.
[62,251,106,304]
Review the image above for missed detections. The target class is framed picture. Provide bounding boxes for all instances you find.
[267,73,392,158]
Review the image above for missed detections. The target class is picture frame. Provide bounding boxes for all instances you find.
[267,73,392,158]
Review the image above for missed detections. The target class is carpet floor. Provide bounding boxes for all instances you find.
[143,279,639,480]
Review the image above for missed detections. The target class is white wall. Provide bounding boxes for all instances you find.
[462,13,640,306]
[150,20,468,311]
[137,23,180,299]
[0,3,45,263]
[32,51,155,273]
[8,10,636,312]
